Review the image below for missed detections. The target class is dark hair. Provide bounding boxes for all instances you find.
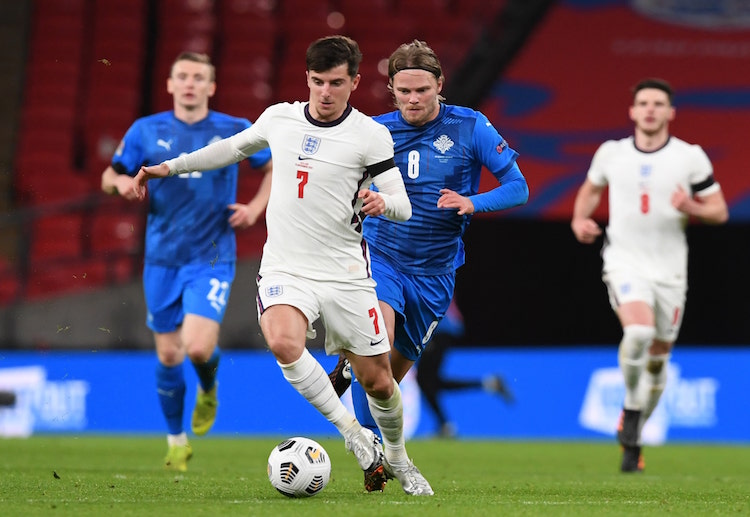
[388,39,444,82]
[632,78,673,104]
[171,51,215,81]
[306,35,362,78]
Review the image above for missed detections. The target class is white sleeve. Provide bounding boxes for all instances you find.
[586,141,614,187]
[165,124,268,175]
[373,167,412,222]
[689,144,720,197]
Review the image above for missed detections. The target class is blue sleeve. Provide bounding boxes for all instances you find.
[470,164,529,213]
[467,112,529,213]
[112,120,145,176]
[247,146,272,169]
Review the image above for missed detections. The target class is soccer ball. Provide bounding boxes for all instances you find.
[267,436,331,498]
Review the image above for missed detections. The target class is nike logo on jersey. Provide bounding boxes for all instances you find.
[298,155,311,161]
[157,138,173,151]
[369,338,385,347]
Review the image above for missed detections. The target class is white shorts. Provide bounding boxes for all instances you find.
[603,269,686,343]
[256,272,390,357]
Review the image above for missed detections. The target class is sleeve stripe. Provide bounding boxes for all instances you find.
[365,157,396,177]
[691,174,715,194]
[112,162,130,175]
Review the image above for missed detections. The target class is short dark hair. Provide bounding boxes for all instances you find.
[306,35,362,78]
[171,51,215,81]
[632,78,673,104]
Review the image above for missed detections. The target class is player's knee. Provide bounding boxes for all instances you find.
[186,344,213,364]
[156,345,184,366]
[358,372,394,400]
[266,339,302,364]
[619,324,656,361]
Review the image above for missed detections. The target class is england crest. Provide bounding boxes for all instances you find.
[301,135,321,156]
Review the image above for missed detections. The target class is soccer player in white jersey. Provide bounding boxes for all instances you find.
[571,78,728,473]
[133,36,433,496]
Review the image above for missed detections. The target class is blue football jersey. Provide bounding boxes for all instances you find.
[112,111,272,266]
[366,104,519,275]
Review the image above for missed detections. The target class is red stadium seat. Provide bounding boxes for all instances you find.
[24,258,109,300]
[276,0,333,20]
[14,166,92,206]
[31,0,86,15]
[393,0,450,17]
[14,130,77,174]
[337,0,392,17]
[19,104,77,133]
[219,0,276,20]
[29,213,85,262]
[88,207,144,256]
[0,258,21,307]
[214,83,271,121]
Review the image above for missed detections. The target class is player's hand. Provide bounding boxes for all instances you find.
[571,217,602,244]
[133,164,170,200]
[359,188,385,216]
[115,175,141,201]
[437,188,474,215]
[671,184,692,213]
[228,203,263,229]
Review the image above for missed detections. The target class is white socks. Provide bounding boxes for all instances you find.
[637,353,670,434]
[278,348,358,435]
[167,432,188,447]
[618,324,656,409]
[367,378,408,466]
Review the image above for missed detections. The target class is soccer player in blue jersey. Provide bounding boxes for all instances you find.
[100,51,272,472]
[327,40,529,490]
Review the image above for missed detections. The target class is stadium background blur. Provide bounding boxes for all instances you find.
[0,0,748,351]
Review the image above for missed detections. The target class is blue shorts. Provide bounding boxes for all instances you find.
[143,262,235,333]
[371,254,454,361]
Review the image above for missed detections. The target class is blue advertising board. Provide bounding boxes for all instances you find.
[0,347,746,443]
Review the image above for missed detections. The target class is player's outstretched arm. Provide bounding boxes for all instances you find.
[133,163,170,200]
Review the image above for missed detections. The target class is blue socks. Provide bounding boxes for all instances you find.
[156,362,186,435]
[193,347,220,392]
[156,348,219,435]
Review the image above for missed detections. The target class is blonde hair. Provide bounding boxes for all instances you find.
[387,40,445,101]
[171,51,216,82]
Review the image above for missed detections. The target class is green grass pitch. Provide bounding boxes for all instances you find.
[0,436,748,516]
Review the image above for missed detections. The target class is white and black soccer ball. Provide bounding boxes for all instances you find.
[267,436,331,498]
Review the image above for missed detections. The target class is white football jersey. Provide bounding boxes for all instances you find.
[168,102,402,282]
[587,136,720,285]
